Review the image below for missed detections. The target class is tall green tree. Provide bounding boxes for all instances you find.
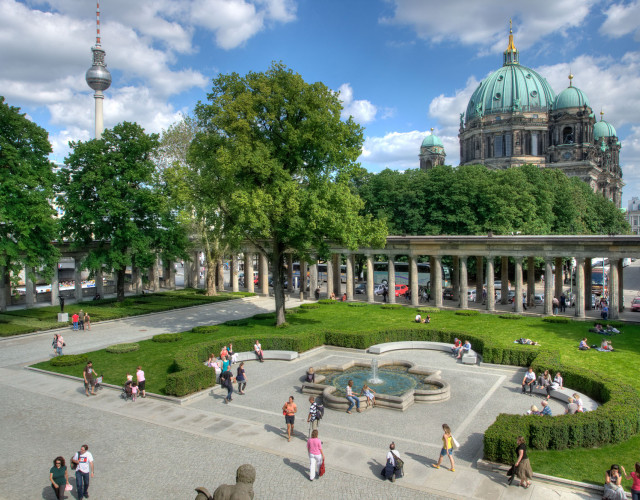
[58,122,186,301]
[0,97,59,307]
[194,63,387,324]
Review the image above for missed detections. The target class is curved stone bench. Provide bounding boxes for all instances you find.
[234,350,298,362]
[368,341,481,365]
[530,385,599,411]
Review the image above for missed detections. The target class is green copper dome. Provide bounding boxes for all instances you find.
[594,120,617,140]
[466,64,556,120]
[422,134,443,148]
[555,85,590,110]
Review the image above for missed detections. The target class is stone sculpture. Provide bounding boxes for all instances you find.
[194,464,255,500]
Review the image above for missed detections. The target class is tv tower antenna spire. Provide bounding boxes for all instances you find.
[85,1,111,139]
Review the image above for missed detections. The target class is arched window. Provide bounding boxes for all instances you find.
[563,126,574,144]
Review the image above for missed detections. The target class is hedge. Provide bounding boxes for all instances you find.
[50,353,88,366]
[498,314,523,320]
[455,310,479,316]
[347,303,367,307]
[380,304,404,309]
[416,307,440,314]
[318,299,338,305]
[300,303,319,310]
[152,333,183,343]
[542,316,571,324]
[105,343,140,353]
[191,326,219,334]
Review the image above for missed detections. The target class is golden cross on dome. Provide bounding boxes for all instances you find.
[568,71,573,87]
[600,109,605,121]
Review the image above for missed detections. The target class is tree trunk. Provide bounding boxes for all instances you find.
[273,240,286,325]
[205,252,217,296]
[116,267,125,301]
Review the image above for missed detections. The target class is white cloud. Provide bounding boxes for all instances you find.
[600,0,640,41]
[338,83,377,124]
[381,0,598,54]
[361,129,432,169]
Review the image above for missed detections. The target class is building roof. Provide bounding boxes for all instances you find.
[594,119,617,140]
[421,133,443,148]
[554,84,590,110]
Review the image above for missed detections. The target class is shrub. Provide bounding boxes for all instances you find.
[50,353,88,366]
[225,320,250,327]
[300,303,319,309]
[191,325,219,334]
[455,310,479,316]
[105,343,140,353]
[275,322,289,329]
[380,304,403,309]
[318,299,338,305]
[499,314,523,320]
[543,317,570,324]
[152,333,182,343]
[347,303,367,307]
[416,307,439,313]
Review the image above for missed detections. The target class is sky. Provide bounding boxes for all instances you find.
[2,0,640,209]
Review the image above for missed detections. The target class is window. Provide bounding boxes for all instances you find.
[563,127,574,144]
[531,133,538,155]
[505,134,512,156]
[495,135,503,157]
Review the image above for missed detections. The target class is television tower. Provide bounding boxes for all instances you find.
[85,1,111,139]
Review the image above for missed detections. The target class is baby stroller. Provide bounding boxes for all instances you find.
[121,380,133,400]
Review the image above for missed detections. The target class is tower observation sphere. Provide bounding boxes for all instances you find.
[86,1,110,139]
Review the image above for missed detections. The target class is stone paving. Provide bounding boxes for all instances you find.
[0,296,607,499]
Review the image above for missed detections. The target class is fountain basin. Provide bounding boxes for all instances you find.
[302,360,450,412]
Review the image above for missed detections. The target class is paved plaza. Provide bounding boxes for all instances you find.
[0,296,610,499]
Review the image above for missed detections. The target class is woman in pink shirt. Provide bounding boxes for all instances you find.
[307,429,324,481]
[136,366,146,398]
[624,462,640,500]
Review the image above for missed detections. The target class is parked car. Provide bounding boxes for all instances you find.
[467,289,476,302]
[443,288,454,300]
[374,284,386,295]
[355,283,366,294]
[632,297,640,312]
[533,293,544,305]
[395,284,409,297]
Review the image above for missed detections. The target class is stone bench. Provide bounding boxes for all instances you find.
[530,385,599,411]
[368,341,481,365]
[234,350,298,362]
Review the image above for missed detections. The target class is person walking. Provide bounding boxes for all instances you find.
[282,395,297,442]
[345,379,361,414]
[383,442,403,482]
[307,429,324,481]
[136,365,146,398]
[56,334,64,356]
[71,313,79,331]
[49,456,69,500]
[236,362,247,395]
[432,423,455,472]
[83,361,96,396]
[307,396,319,435]
[514,436,532,488]
[78,309,84,330]
[71,444,94,499]
[220,365,234,403]
[560,293,566,313]
[84,312,91,331]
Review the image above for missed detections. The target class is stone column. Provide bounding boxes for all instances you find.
[25,267,36,309]
[388,258,396,304]
[609,259,619,319]
[575,258,585,318]
[332,253,341,298]
[299,259,306,300]
[259,253,269,295]
[544,259,553,315]
[410,255,419,306]
[501,256,509,305]
[585,258,592,310]
[326,257,334,299]
[514,258,523,313]
[554,257,563,303]
[618,259,624,313]
[459,256,468,309]
[74,259,83,302]
[95,267,104,296]
[434,256,443,308]
[0,266,8,312]
[366,254,375,303]
[486,258,495,311]
[527,257,535,308]
[475,256,483,303]
[452,256,460,301]
[244,253,254,293]
[287,254,294,293]
[50,265,59,306]
[309,258,318,300]
[230,255,239,292]
[346,254,354,301]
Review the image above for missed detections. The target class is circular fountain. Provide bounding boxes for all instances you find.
[302,360,450,411]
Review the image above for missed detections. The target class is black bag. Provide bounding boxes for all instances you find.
[315,402,324,420]
[506,464,515,485]
[70,451,81,470]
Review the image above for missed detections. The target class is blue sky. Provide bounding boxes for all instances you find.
[2,0,640,208]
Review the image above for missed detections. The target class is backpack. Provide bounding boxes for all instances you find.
[315,402,324,420]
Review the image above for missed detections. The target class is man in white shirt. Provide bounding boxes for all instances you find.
[72,444,94,499]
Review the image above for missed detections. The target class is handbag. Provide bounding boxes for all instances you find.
[319,461,325,477]
[392,451,404,469]
[65,484,73,491]
[452,436,460,450]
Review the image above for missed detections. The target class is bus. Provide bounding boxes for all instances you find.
[316,263,347,283]
[372,261,451,288]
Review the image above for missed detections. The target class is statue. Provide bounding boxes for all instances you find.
[459,112,465,127]
[195,464,255,500]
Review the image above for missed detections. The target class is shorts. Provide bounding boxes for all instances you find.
[285,415,295,425]
[440,447,453,457]
[138,380,146,392]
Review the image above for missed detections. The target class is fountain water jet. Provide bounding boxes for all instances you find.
[369,359,384,384]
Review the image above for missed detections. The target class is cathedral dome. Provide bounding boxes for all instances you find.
[594,119,617,140]
[421,133,443,148]
[555,85,589,110]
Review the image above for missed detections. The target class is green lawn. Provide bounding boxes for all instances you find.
[31,302,640,487]
[0,289,254,336]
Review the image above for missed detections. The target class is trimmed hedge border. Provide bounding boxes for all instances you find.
[318,299,338,305]
[191,326,219,334]
[152,333,183,343]
[347,303,367,307]
[416,307,440,313]
[455,310,479,316]
[498,314,523,320]
[50,353,88,366]
[543,317,571,324]
[300,303,320,309]
[380,304,404,309]
[105,343,140,354]
[225,320,250,327]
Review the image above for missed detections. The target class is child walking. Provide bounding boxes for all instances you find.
[361,384,376,408]
[131,382,139,402]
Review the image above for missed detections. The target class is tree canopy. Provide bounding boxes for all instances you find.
[0,96,59,296]
[193,62,387,323]
[58,121,187,300]
[358,164,629,236]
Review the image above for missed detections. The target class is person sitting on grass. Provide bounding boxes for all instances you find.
[540,400,552,416]
[415,314,422,323]
[579,338,590,350]
[590,323,604,334]
[521,367,536,395]
[606,325,620,334]
[330,292,336,300]
[456,340,471,359]
[341,292,347,301]
[598,339,614,351]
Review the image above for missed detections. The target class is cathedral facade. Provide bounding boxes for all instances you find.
[421,26,624,208]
